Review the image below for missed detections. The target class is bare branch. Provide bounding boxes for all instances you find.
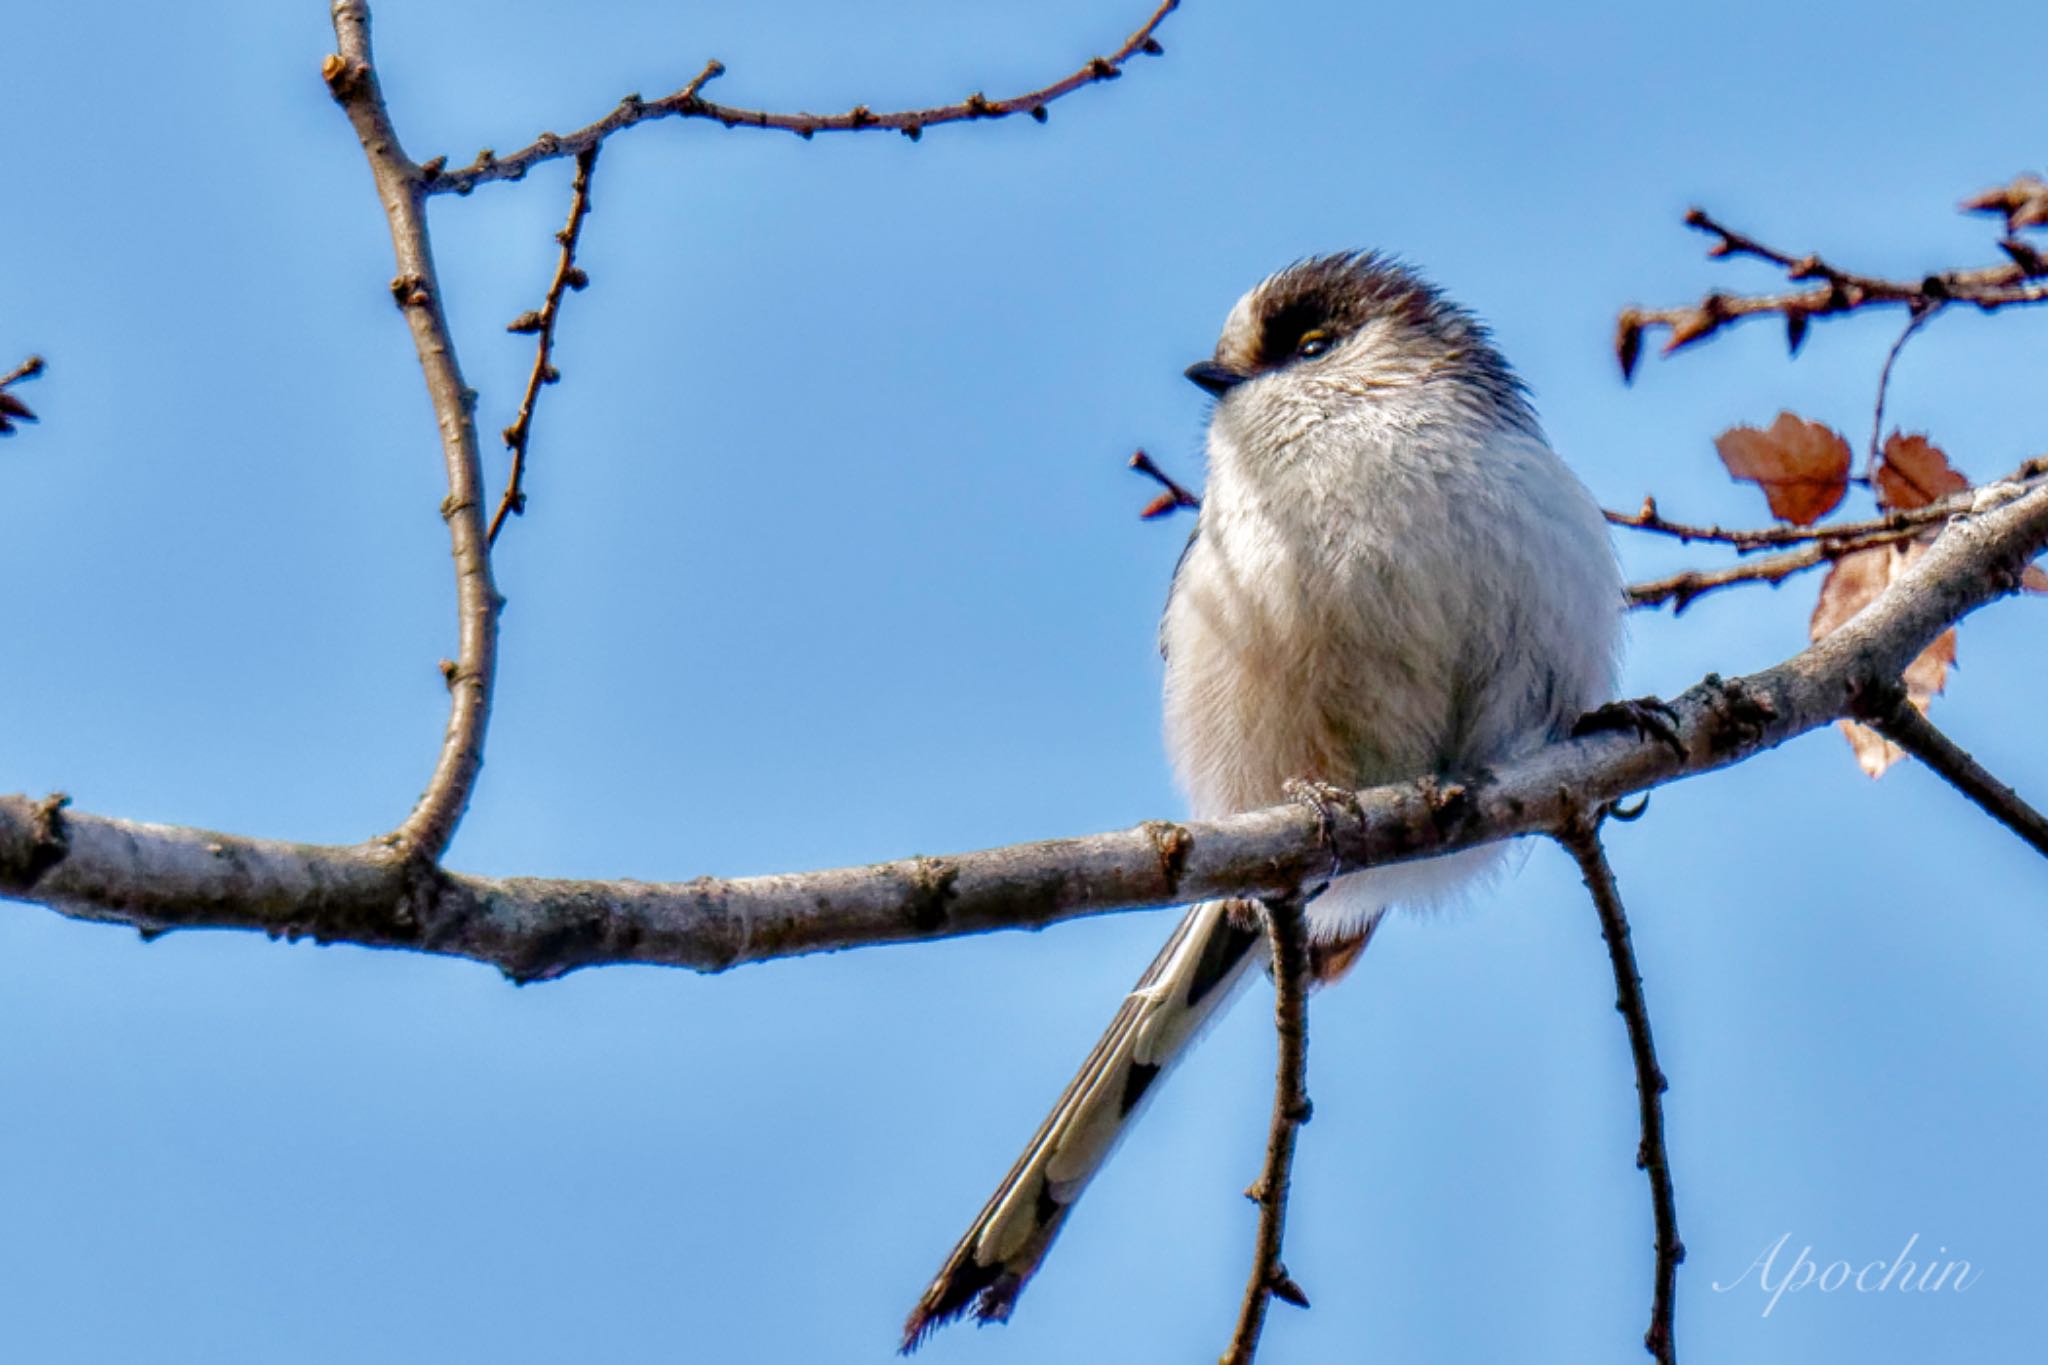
[1130,448,1201,519]
[1626,529,1892,613]
[1616,462,2048,612]
[8,480,2045,980]
[1558,812,1682,1365]
[426,2,1181,196]
[1605,479,2016,552]
[490,144,601,547]
[1960,172,2048,235]
[325,1,502,861]
[1224,891,1313,1365]
[1866,304,1940,481]
[0,354,45,436]
[1856,683,2048,860]
[1615,205,2048,373]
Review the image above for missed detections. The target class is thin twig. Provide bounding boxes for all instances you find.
[1867,303,1940,481]
[1130,448,1201,519]
[1625,526,1928,613]
[489,145,601,547]
[1616,461,2048,611]
[1959,172,2048,235]
[1602,462,2048,553]
[0,354,44,436]
[1607,498,1946,552]
[1857,684,2048,860]
[1223,890,1313,1365]
[326,2,501,861]
[426,1,1181,196]
[1558,810,1682,1365]
[1615,204,2048,376]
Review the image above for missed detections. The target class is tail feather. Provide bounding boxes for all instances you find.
[902,899,1266,1352]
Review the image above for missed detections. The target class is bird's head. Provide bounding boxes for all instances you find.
[1186,252,1534,442]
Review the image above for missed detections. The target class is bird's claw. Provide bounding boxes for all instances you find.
[1284,778,1362,851]
[1572,696,1685,760]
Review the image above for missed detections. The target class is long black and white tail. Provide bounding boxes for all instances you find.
[902,898,1267,1351]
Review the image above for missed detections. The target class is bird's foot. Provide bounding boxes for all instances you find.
[1572,696,1686,760]
[1284,778,1363,852]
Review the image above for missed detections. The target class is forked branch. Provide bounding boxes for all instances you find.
[425,1,1182,196]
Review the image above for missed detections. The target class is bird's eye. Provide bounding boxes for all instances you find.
[1296,329,1331,358]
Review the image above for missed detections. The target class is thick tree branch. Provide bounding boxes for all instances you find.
[1559,813,1681,1365]
[6,480,2044,980]
[1224,892,1313,1365]
[325,1,501,861]
[425,1,1181,196]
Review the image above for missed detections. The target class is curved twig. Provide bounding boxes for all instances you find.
[1224,891,1313,1365]
[1866,303,1940,480]
[326,1,501,861]
[426,1,1181,196]
[1559,811,1682,1365]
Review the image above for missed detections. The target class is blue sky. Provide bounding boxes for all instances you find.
[4,2,2044,1362]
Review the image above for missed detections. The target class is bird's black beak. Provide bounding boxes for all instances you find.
[1184,360,1248,397]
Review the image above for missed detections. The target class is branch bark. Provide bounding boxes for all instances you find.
[1616,204,2048,373]
[325,0,501,861]
[423,1,1181,196]
[1858,684,2048,860]
[489,144,601,546]
[1224,892,1313,1365]
[6,479,2044,980]
[1559,813,1681,1365]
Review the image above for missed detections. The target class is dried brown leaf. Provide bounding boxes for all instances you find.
[1811,541,1956,778]
[1715,412,1851,525]
[2022,563,2048,594]
[1875,432,1969,511]
[1836,721,1905,778]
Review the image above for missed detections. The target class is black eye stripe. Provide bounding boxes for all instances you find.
[1255,303,1336,368]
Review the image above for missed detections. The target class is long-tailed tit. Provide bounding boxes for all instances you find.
[905,253,1622,1348]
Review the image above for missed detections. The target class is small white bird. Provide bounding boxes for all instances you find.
[904,253,1622,1349]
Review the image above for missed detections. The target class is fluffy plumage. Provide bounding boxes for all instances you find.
[904,253,1622,1350]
